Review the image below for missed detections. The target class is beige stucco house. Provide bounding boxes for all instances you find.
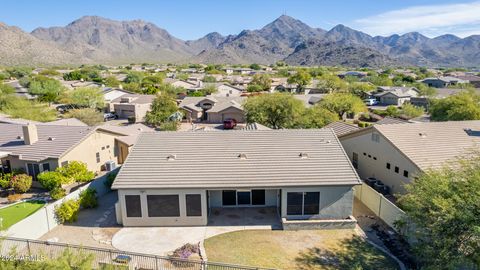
[110,94,155,123]
[373,86,419,106]
[179,96,246,123]
[339,121,480,194]
[112,129,361,228]
[0,123,124,182]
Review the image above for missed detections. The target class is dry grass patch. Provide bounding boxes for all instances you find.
[204,229,399,270]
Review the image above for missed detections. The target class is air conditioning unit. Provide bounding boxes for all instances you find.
[105,161,116,172]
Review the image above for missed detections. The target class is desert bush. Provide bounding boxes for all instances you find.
[79,188,98,209]
[0,173,13,189]
[10,174,32,193]
[55,199,80,223]
[50,187,66,200]
[37,171,69,190]
[58,161,95,183]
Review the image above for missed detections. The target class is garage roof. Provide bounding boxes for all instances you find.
[112,129,361,189]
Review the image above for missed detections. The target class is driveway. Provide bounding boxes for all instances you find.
[112,207,280,256]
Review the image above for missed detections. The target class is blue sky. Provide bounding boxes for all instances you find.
[1,0,479,39]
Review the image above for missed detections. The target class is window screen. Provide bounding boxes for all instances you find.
[186,194,202,217]
[147,195,180,217]
[303,192,320,215]
[252,190,266,205]
[42,163,50,172]
[403,170,409,178]
[287,192,303,215]
[222,190,236,206]
[125,195,142,217]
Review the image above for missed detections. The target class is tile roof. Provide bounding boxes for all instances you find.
[324,121,359,137]
[375,117,411,125]
[112,129,361,189]
[111,94,155,105]
[369,121,480,170]
[0,123,96,161]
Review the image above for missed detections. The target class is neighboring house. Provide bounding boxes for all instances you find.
[454,75,480,88]
[179,96,246,123]
[339,121,480,194]
[209,83,243,97]
[324,121,359,137]
[373,86,419,106]
[0,123,123,181]
[102,88,133,105]
[112,129,361,227]
[420,77,469,88]
[110,94,155,122]
[169,80,199,89]
[337,71,368,79]
[98,123,154,164]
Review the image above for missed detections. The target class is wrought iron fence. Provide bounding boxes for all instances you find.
[0,236,276,270]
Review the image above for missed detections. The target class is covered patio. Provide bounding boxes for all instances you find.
[208,207,282,229]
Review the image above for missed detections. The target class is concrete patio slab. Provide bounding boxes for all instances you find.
[112,207,281,255]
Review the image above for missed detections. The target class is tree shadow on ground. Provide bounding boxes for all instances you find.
[295,235,398,270]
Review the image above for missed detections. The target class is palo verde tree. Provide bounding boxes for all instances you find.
[319,92,367,118]
[244,93,305,129]
[287,69,312,92]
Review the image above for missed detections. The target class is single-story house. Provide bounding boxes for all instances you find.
[179,96,246,123]
[419,77,469,88]
[373,86,419,106]
[337,71,368,79]
[102,88,133,107]
[0,123,124,181]
[339,121,480,194]
[112,129,361,227]
[110,94,156,122]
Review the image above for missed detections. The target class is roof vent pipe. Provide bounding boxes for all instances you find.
[238,153,247,160]
[166,154,176,161]
[299,152,309,159]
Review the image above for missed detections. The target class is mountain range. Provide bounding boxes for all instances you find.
[1,15,479,67]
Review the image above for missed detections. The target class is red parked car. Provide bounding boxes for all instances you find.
[223,119,237,129]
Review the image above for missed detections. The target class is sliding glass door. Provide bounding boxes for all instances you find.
[286,192,320,216]
[221,189,266,206]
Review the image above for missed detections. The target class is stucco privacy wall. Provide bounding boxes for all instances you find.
[354,182,405,231]
[2,171,115,239]
[281,186,355,219]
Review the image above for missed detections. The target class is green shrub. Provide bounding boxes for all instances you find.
[10,174,32,193]
[50,187,66,200]
[128,116,136,124]
[105,172,117,190]
[0,173,13,189]
[58,161,95,183]
[55,199,80,223]
[79,188,98,209]
[37,171,69,190]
